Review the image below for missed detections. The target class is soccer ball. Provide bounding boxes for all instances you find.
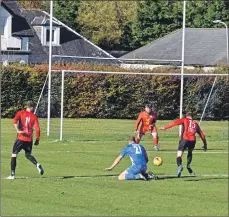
[153,157,163,166]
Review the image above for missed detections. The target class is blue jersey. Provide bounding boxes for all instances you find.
[120,143,148,166]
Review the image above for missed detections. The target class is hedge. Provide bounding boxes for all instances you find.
[1,64,229,120]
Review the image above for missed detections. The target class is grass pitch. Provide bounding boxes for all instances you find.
[1,119,228,216]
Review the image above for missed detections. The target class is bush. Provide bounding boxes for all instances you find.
[1,64,228,120]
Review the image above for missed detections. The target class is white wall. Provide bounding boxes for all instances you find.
[121,64,217,72]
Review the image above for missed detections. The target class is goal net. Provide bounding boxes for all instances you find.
[35,69,229,141]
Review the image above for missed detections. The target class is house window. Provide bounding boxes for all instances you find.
[42,26,60,46]
[46,29,55,42]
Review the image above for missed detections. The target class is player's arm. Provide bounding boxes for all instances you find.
[196,125,207,151]
[135,112,142,133]
[13,111,24,134]
[104,146,126,171]
[104,155,123,171]
[160,118,185,130]
[34,117,40,146]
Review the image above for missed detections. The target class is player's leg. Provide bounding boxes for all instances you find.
[135,130,145,144]
[119,166,146,181]
[176,140,186,177]
[151,126,159,151]
[187,141,196,175]
[24,142,44,175]
[7,139,23,179]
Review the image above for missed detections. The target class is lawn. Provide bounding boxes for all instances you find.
[1,118,228,216]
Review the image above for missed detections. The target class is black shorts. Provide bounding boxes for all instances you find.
[12,139,33,154]
[178,139,196,152]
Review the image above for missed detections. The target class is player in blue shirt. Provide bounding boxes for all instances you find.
[104,137,153,180]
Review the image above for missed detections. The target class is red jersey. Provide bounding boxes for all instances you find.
[13,110,40,142]
[135,111,157,131]
[164,117,205,141]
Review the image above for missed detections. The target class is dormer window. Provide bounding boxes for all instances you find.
[41,19,60,46]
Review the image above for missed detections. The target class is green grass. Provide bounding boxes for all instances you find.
[1,119,228,216]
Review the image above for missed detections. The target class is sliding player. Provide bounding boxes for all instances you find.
[104,137,154,181]
[7,101,44,179]
[160,112,207,177]
[135,104,159,151]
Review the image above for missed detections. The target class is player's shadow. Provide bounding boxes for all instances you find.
[156,175,193,180]
[184,177,228,182]
[160,148,225,152]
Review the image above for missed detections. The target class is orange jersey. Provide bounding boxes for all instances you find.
[164,117,205,141]
[13,110,40,142]
[135,111,157,131]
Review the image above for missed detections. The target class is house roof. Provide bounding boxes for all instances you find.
[1,0,34,37]
[121,28,228,66]
[23,10,117,64]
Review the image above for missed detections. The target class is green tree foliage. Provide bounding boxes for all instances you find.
[77,1,137,50]
[42,0,81,30]
[132,0,229,48]
[18,0,44,9]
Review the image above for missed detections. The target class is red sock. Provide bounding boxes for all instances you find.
[153,138,158,147]
[135,137,140,144]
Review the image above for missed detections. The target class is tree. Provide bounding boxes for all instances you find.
[18,0,44,9]
[77,1,137,50]
[42,0,81,31]
[132,0,229,48]
[132,0,182,48]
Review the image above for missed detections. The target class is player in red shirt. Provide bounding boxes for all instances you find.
[7,101,44,179]
[160,112,207,177]
[135,104,159,151]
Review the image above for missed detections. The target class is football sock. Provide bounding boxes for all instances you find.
[176,157,182,167]
[135,137,140,144]
[25,154,38,165]
[153,138,159,146]
[11,157,16,176]
[187,151,193,165]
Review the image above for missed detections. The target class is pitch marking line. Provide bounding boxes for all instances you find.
[1,150,228,154]
[2,174,229,180]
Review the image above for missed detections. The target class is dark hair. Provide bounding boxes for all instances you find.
[145,103,153,108]
[128,136,136,143]
[26,101,35,108]
[186,112,192,117]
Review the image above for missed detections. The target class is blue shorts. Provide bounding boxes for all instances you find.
[127,165,147,175]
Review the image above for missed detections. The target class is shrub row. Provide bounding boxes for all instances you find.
[1,64,228,120]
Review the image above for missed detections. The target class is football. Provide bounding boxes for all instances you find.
[153,157,163,166]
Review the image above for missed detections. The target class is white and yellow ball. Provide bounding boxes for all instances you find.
[153,157,163,166]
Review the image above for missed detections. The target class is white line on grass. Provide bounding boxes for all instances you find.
[2,174,228,180]
[1,150,228,154]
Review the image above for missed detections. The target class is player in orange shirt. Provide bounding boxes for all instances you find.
[135,104,159,151]
[160,112,207,177]
[7,101,44,179]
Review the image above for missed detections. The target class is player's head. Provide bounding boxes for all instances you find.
[128,136,136,144]
[185,112,192,118]
[145,104,152,113]
[26,101,35,112]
